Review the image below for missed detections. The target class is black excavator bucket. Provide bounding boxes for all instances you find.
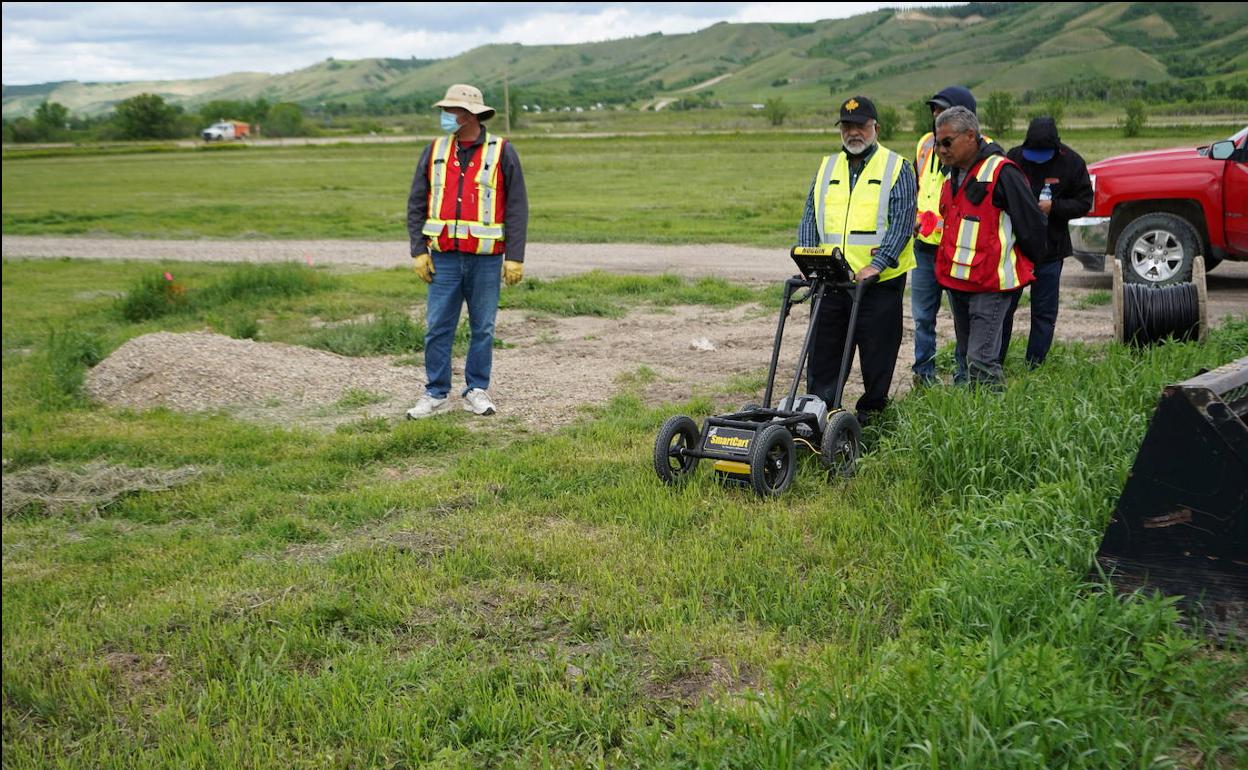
[1095,356,1248,639]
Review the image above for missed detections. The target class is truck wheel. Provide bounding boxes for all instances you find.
[1115,213,1201,286]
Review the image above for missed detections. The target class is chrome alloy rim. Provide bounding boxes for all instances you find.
[1129,229,1185,282]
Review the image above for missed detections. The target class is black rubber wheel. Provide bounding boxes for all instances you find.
[748,424,796,497]
[653,415,700,485]
[820,410,861,479]
[1115,213,1202,286]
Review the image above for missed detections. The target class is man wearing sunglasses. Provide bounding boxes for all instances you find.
[797,95,917,427]
[911,86,983,387]
[932,106,1047,387]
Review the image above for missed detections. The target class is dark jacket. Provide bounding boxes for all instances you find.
[949,139,1048,265]
[1006,120,1093,263]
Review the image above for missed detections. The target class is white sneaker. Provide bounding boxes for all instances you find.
[462,388,496,415]
[405,394,449,419]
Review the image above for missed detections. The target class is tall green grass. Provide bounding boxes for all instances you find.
[3,255,1246,768]
[40,326,104,404]
[304,311,426,356]
[503,272,769,317]
[118,262,328,322]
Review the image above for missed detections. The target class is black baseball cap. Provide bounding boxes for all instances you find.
[837,96,878,125]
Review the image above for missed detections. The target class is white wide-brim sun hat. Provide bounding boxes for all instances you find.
[434,84,496,121]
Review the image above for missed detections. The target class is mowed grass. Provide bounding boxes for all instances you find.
[2,128,1230,246]
[4,258,1247,768]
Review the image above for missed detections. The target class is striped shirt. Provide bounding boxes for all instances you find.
[797,143,918,273]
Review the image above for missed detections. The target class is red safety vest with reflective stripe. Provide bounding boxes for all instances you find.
[935,155,1034,293]
[421,131,507,255]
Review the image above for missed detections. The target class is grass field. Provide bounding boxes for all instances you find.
[3,258,1247,768]
[3,127,1238,247]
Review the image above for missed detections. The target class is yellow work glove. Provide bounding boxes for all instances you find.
[503,260,524,286]
[412,251,434,284]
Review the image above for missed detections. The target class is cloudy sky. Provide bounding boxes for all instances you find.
[1,2,942,85]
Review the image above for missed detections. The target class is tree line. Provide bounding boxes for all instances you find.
[3,94,308,143]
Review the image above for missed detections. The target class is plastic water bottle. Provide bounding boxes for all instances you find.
[1039,183,1052,203]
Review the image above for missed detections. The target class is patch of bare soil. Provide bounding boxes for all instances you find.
[1,462,201,517]
[100,652,171,692]
[641,657,762,705]
[80,281,1154,432]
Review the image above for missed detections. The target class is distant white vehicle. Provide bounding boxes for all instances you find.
[201,120,250,141]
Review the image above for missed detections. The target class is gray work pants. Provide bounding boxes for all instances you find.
[948,288,1022,386]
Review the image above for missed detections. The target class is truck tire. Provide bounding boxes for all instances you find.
[1115,212,1201,286]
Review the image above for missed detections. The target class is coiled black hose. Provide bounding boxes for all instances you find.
[1122,282,1201,347]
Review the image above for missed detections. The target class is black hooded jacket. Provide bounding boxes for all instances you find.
[1006,118,1093,263]
[918,86,980,181]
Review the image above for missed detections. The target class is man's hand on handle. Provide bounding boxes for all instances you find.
[855,265,881,283]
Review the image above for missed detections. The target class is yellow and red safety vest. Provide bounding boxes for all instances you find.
[421,131,507,255]
[935,155,1034,293]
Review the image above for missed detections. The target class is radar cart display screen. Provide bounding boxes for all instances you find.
[790,246,854,283]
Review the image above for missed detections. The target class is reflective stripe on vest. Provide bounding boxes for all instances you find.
[997,194,1020,290]
[421,132,506,254]
[423,135,455,236]
[814,145,914,282]
[950,215,978,282]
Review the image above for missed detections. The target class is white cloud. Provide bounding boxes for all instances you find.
[0,2,939,85]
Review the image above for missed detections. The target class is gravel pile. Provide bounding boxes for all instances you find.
[85,332,421,412]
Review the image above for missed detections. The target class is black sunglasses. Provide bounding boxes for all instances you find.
[938,136,958,149]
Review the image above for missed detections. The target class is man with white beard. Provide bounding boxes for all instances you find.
[796,96,917,428]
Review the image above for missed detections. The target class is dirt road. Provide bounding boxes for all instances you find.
[5,235,1247,319]
[6,235,1245,431]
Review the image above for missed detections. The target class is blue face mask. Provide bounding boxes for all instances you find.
[440,111,460,133]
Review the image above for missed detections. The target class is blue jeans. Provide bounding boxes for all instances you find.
[1001,259,1063,367]
[423,251,503,399]
[910,241,944,379]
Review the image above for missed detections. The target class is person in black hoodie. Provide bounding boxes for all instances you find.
[1001,117,1093,367]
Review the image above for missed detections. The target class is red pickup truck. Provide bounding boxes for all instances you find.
[1070,125,1248,285]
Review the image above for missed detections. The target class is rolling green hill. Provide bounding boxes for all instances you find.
[4,1,1245,119]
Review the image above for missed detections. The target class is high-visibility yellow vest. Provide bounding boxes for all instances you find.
[915,132,944,246]
[814,145,915,282]
[915,130,991,246]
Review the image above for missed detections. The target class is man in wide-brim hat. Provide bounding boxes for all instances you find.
[405,84,529,420]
